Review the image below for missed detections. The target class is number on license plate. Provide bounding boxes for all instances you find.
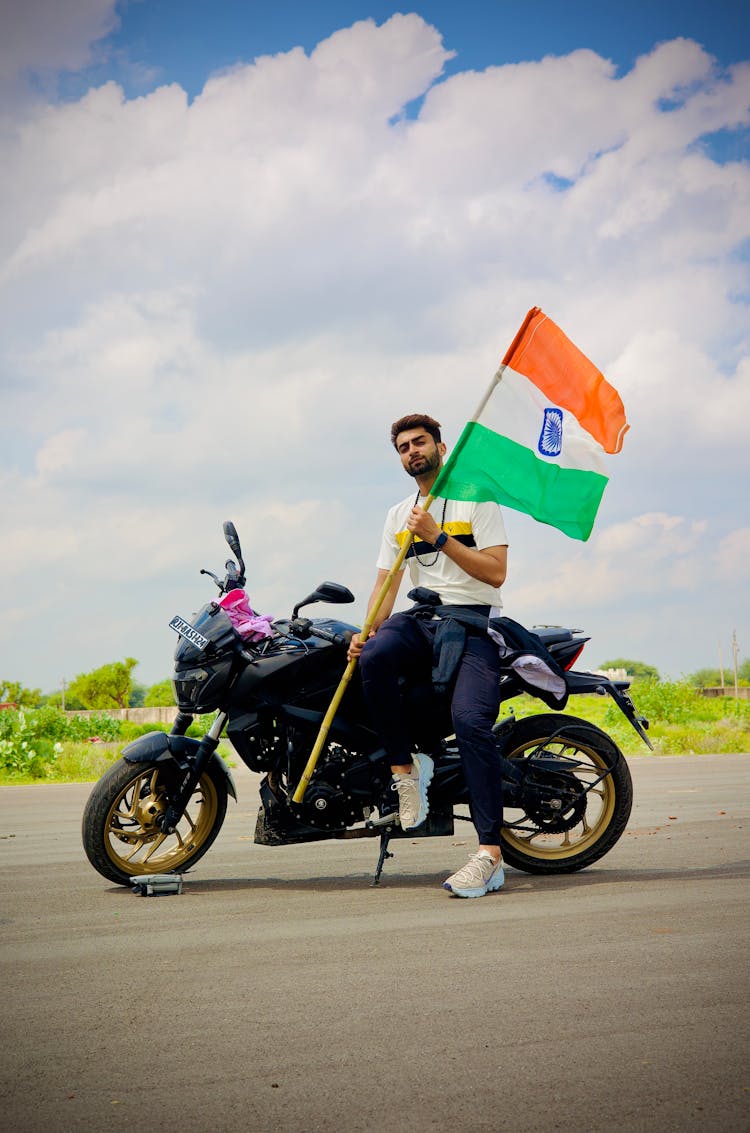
[169,616,210,651]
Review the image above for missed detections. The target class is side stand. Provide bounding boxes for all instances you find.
[371,830,394,887]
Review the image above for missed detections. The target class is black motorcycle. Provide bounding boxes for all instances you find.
[82,522,652,887]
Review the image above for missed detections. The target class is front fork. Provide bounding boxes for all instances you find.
[157,711,228,834]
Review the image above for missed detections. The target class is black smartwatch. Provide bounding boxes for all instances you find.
[434,531,448,550]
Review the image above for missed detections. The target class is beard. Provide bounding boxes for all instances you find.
[406,447,441,478]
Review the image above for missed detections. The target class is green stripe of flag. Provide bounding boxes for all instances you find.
[432,422,608,541]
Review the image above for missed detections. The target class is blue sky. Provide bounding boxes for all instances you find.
[1,1,749,692]
[73,2,750,93]
[51,2,750,164]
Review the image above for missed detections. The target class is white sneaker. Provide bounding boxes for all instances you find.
[390,752,434,829]
[443,851,505,898]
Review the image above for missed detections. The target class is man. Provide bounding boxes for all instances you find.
[348,414,509,898]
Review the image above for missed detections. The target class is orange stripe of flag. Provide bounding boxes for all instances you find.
[502,307,629,454]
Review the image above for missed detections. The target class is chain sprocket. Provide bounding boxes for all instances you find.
[518,768,589,833]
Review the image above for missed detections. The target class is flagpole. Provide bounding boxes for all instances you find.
[291,494,434,803]
[472,363,507,420]
[429,363,507,500]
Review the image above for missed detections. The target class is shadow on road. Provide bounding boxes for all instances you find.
[101,856,750,896]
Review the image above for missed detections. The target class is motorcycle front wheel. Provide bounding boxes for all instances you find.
[82,757,228,886]
[499,714,633,875]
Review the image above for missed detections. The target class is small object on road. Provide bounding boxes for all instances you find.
[130,873,183,896]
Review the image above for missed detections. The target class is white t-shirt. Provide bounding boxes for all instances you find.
[376,494,508,607]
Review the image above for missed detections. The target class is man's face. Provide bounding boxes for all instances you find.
[395,428,445,479]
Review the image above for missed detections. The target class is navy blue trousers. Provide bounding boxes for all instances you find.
[359,612,504,845]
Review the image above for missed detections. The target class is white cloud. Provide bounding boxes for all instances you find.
[0,0,119,81]
[0,16,748,687]
[34,427,88,480]
[0,0,120,122]
[510,512,709,613]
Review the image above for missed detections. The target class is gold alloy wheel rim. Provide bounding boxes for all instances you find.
[104,766,220,876]
[501,737,616,860]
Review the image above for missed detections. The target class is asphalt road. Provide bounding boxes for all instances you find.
[1,753,748,1133]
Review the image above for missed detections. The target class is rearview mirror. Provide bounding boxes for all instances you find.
[223,521,243,563]
[292,581,355,619]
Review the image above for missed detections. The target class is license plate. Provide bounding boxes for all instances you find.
[169,616,210,651]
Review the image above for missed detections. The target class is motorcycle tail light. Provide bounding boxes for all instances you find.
[564,645,586,671]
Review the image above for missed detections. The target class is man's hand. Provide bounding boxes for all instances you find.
[407,506,441,544]
[348,567,404,661]
[347,630,369,661]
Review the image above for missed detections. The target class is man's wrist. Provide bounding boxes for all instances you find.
[434,531,448,550]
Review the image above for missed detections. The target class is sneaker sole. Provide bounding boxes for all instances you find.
[401,752,434,830]
[443,867,505,898]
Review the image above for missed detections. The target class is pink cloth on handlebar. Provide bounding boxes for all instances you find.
[218,589,275,641]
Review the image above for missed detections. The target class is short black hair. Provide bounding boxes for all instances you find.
[390,413,442,449]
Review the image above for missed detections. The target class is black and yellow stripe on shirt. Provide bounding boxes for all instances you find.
[395,521,476,560]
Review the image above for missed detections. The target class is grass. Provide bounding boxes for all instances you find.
[508,685,750,756]
[1,681,748,785]
[39,742,121,784]
[0,739,236,786]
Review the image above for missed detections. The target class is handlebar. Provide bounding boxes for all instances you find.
[200,563,246,594]
[310,625,350,647]
[289,617,350,647]
[225,559,242,586]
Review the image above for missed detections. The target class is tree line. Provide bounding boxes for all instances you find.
[1,662,173,711]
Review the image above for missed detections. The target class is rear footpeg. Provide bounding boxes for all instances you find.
[366,807,454,838]
[365,810,399,830]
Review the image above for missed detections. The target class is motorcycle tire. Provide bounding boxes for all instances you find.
[82,756,228,886]
[499,713,633,875]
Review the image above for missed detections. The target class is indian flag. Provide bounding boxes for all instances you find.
[432,307,629,541]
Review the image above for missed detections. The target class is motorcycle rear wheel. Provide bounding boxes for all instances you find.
[82,757,228,886]
[499,714,633,875]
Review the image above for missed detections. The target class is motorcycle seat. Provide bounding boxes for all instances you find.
[534,626,573,646]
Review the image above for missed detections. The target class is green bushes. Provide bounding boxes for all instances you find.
[4,706,122,743]
[0,707,126,778]
[118,720,171,741]
[0,726,60,778]
[42,742,121,783]
[604,679,749,748]
[620,679,749,726]
[0,705,220,782]
[512,678,750,756]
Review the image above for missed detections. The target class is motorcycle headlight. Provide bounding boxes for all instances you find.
[171,658,234,712]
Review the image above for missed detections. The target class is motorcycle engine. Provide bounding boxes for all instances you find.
[296,749,370,830]
[227,711,286,772]
[297,781,352,829]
